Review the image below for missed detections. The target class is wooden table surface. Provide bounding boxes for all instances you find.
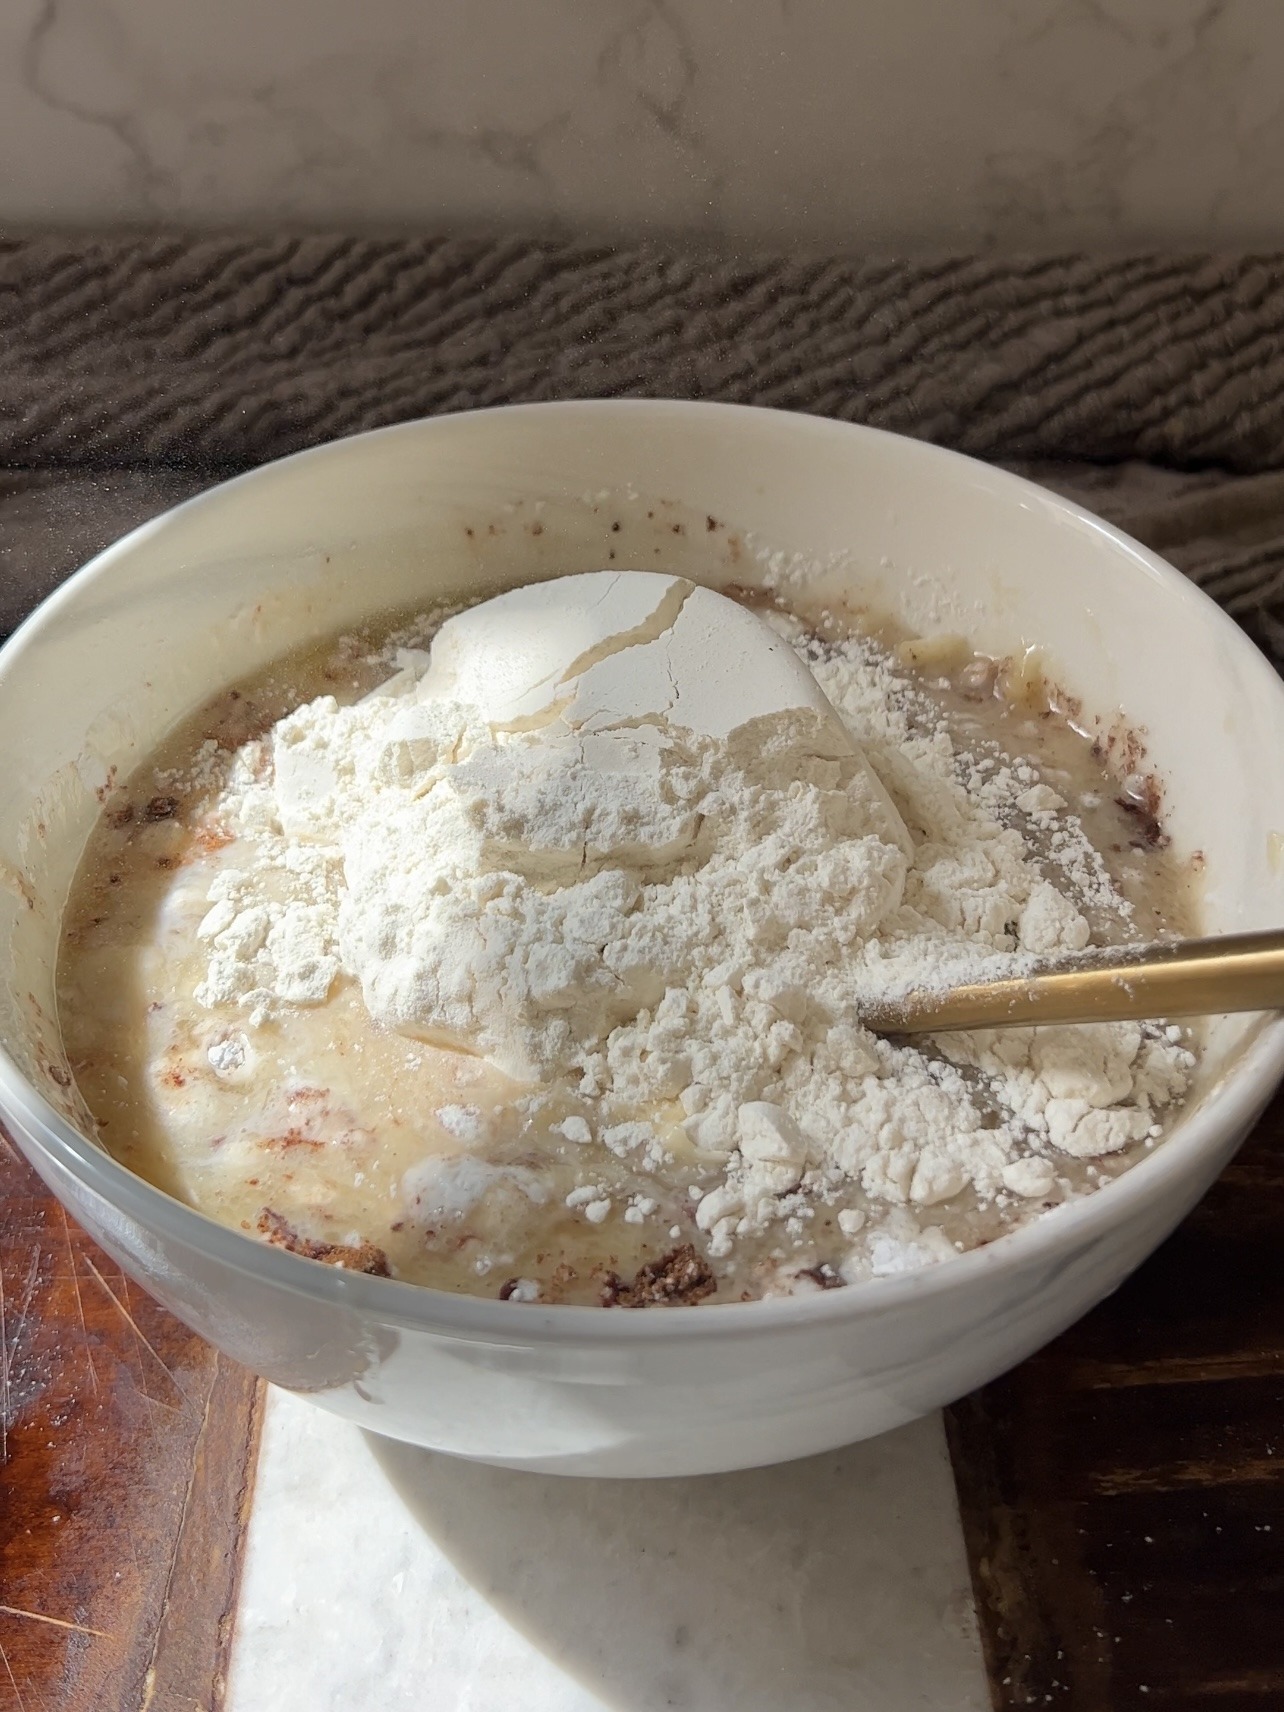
[0,1128,261,1712]
[947,1096,1284,1711]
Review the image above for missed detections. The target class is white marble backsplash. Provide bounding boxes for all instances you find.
[3,0,1283,247]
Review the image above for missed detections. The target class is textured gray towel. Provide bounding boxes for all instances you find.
[4,234,1284,663]
[5,236,1284,471]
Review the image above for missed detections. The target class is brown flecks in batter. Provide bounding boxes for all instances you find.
[190,821,235,855]
[600,1244,717,1308]
[264,1129,327,1152]
[544,1262,579,1302]
[256,1208,391,1276]
[1114,776,1170,850]
[794,1262,846,1290]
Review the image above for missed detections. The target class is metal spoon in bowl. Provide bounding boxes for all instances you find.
[858,928,1284,1035]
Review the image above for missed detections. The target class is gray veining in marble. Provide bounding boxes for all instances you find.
[5,0,1284,247]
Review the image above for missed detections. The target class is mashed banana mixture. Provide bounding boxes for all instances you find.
[57,574,1199,1305]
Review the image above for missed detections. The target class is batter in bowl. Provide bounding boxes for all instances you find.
[57,572,1199,1304]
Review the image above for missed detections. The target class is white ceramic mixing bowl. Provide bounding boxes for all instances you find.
[3,402,1283,1477]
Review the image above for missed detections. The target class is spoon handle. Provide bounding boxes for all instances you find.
[860,928,1284,1035]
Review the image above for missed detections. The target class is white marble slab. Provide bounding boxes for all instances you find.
[5,0,1284,248]
[226,1386,988,1712]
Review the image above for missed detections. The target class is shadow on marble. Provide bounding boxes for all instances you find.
[366,1413,986,1712]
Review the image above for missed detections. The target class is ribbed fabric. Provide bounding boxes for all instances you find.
[4,234,1284,663]
[4,236,1284,471]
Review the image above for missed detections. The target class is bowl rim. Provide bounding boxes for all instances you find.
[3,397,1283,1345]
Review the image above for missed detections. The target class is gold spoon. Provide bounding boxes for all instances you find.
[859,928,1284,1035]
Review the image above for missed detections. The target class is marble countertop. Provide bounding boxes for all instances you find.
[226,1390,988,1712]
[5,0,1284,248]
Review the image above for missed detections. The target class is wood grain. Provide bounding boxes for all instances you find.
[0,1127,263,1712]
[947,1091,1284,1712]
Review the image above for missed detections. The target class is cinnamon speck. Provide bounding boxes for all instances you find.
[256,1208,391,1276]
[600,1244,717,1308]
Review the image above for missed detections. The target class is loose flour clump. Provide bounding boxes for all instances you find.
[174,578,1194,1291]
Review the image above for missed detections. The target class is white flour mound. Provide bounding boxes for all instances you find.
[191,572,1193,1276]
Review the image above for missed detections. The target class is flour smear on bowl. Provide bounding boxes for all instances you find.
[57,571,1201,1306]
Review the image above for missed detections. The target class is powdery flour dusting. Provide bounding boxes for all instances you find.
[183,573,1193,1284]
